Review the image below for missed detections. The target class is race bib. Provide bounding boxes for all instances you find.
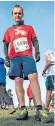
[13,37,30,52]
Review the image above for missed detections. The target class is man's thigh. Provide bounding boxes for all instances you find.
[8,57,23,79]
[22,56,37,78]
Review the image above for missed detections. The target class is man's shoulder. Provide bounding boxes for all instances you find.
[24,24,33,29]
[6,26,14,31]
[6,25,34,32]
[51,56,55,62]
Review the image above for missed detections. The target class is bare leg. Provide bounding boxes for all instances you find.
[33,97,36,106]
[28,73,42,106]
[45,90,52,109]
[15,77,25,106]
[29,98,31,107]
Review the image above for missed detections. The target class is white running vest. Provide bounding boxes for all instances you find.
[47,55,55,76]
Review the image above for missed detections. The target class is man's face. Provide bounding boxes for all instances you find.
[12,7,23,22]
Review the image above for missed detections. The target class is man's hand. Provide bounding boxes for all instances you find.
[42,70,45,76]
[35,54,40,62]
[5,57,10,67]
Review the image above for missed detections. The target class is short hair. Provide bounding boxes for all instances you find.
[12,4,23,15]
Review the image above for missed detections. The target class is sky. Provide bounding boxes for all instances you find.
[0,1,54,107]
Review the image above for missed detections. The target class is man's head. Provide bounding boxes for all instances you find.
[12,5,24,22]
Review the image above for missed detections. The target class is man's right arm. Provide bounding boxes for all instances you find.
[4,41,10,67]
[42,58,50,76]
[4,41,9,58]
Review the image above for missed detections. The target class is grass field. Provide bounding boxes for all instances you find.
[0,109,54,126]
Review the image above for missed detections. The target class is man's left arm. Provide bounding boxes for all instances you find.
[32,37,40,62]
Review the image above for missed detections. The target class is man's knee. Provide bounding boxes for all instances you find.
[15,77,23,84]
[28,73,38,81]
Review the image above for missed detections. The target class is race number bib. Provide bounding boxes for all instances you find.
[13,37,30,52]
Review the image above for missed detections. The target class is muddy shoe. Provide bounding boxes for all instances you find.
[16,107,28,120]
[35,109,48,121]
[44,108,49,114]
[44,113,54,123]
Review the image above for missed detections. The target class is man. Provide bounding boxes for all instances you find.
[0,57,6,108]
[0,57,13,109]
[42,50,55,111]
[3,4,48,120]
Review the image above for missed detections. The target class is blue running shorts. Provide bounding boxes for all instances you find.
[8,56,37,79]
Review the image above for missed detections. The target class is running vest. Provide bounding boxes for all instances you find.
[47,55,55,76]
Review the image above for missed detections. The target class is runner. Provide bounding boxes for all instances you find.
[0,57,13,108]
[3,4,48,120]
[42,50,55,112]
